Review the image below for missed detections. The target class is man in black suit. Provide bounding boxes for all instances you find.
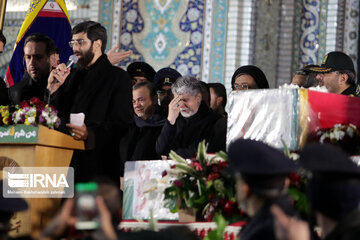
[47,21,132,184]
[156,76,226,158]
[9,33,56,104]
[120,81,166,171]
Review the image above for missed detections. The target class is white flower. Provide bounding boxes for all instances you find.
[27,116,35,124]
[330,130,345,141]
[279,83,300,89]
[308,85,328,93]
[41,111,49,118]
[319,132,329,143]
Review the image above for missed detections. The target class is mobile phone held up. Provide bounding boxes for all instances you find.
[75,182,99,230]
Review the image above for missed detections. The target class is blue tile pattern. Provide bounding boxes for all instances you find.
[99,0,114,53]
[120,0,204,80]
[209,0,227,83]
[120,0,145,64]
[169,0,204,77]
[300,0,320,66]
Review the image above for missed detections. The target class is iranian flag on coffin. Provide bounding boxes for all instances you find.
[5,0,72,87]
[226,89,360,151]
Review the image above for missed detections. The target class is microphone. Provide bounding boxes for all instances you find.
[49,55,79,102]
[65,54,78,68]
[52,55,78,83]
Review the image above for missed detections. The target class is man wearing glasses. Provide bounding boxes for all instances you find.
[47,21,132,184]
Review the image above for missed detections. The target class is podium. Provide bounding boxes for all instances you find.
[0,125,84,238]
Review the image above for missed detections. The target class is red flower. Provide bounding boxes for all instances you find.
[223,200,236,216]
[20,100,29,108]
[218,161,227,170]
[289,172,301,187]
[199,229,206,238]
[162,170,167,177]
[30,97,40,105]
[207,172,220,181]
[174,180,183,188]
[190,161,203,171]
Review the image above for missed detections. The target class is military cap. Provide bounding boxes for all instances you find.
[0,180,28,212]
[127,61,156,82]
[300,143,360,221]
[227,139,297,175]
[307,51,355,73]
[299,143,360,176]
[153,67,182,88]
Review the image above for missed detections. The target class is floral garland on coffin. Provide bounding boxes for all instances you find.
[163,141,246,223]
[0,97,60,129]
[313,123,360,156]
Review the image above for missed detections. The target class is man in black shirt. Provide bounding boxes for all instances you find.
[47,21,132,184]
[309,51,359,96]
[9,33,56,104]
[156,76,226,158]
[120,81,166,172]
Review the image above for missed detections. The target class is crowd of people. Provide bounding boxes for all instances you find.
[0,19,359,239]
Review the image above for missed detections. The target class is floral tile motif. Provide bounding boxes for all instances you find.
[119,0,204,79]
[299,0,320,66]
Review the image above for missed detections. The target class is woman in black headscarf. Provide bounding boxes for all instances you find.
[231,65,269,91]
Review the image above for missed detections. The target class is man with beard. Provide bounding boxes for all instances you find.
[119,82,166,174]
[9,33,56,104]
[47,21,132,184]
[156,76,226,158]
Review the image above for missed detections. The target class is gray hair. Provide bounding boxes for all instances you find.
[171,76,201,96]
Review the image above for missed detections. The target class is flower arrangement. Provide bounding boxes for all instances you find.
[163,141,245,223]
[282,140,308,215]
[313,123,360,155]
[0,97,60,129]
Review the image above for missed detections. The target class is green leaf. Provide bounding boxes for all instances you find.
[192,194,208,208]
[288,187,309,214]
[197,140,208,167]
[204,214,227,240]
[216,151,228,161]
[169,150,188,164]
[206,180,213,189]
[175,163,198,176]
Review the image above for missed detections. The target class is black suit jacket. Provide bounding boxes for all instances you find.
[156,101,226,158]
[49,54,132,183]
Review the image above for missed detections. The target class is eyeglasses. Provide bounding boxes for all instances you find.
[68,39,92,47]
[234,83,250,90]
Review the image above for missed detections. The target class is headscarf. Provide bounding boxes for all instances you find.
[231,65,269,90]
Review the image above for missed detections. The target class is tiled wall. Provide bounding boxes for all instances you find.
[2,0,360,88]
